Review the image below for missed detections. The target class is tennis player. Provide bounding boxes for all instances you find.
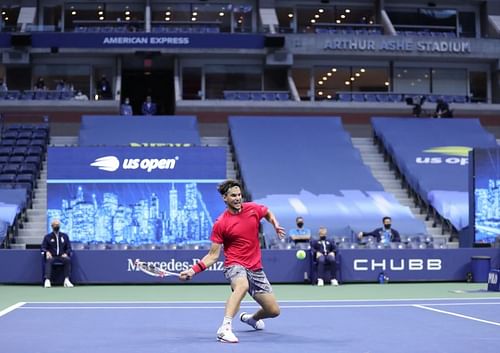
[179,179,286,343]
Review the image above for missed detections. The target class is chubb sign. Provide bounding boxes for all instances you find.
[90,155,179,172]
[353,258,442,271]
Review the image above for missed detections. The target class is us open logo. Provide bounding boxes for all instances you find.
[415,146,472,166]
[90,155,179,172]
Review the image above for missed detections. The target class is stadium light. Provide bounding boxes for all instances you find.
[219,12,225,16]
[344,81,350,85]
[288,13,293,18]
[319,9,324,13]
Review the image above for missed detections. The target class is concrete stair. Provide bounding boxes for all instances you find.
[200,136,237,180]
[351,137,450,245]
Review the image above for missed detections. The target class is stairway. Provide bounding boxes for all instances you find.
[12,136,78,249]
[351,137,450,245]
[200,136,237,180]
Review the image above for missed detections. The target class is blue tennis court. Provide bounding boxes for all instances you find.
[1,298,499,353]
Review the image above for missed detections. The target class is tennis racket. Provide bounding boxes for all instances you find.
[135,260,181,278]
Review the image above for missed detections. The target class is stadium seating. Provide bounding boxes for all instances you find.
[78,115,201,146]
[223,91,290,101]
[229,116,426,246]
[0,90,73,100]
[371,117,497,231]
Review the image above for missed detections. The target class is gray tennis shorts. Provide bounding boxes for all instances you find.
[223,265,273,298]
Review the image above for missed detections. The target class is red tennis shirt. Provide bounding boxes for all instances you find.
[211,202,268,271]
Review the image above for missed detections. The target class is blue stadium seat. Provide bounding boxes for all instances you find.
[387,93,403,102]
[376,94,390,102]
[453,95,467,103]
[12,147,28,157]
[17,130,33,139]
[1,131,18,139]
[238,92,250,100]
[15,139,31,147]
[351,93,365,102]
[276,92,290,101]
[337,93,351,102]
[364,93,378,102]
[0,147,12,157]
[251,92,264,101]
[0,174,17,184]
[2,163,19,174]
[8,156,25,164]
[0,139,16,147]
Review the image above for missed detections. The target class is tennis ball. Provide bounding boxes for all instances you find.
[296,249,306,260]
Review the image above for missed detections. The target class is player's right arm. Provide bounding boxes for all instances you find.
[179,242,222,281]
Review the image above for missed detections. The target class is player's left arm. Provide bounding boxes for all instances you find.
[265,210,286,239]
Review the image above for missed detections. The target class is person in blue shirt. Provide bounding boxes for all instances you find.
[357,216,401,244]
[288,216,311,243]
[120,97,133,115]
[41,219,74,288]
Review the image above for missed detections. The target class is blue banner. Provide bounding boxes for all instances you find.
[47,147,226,245]
[1,249,499,284]
[339,248,500,282]
[0,33,265,49]
[48,146,225,180]
[0,250,309,284]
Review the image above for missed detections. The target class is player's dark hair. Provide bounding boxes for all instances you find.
[217,179,242,195]
[382,216,391,223]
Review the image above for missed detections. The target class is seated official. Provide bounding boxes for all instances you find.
[288,216,311,244]
[311,227,339,286]
[357,216,401,245]
[41,220,74,288]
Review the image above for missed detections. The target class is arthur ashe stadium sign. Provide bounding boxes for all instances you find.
[323,38,471,54]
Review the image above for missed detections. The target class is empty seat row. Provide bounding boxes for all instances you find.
[315,27,383,35]
[0,90,75,101]
[223,91,290,101]
[152,25,220,34]
[74,26,139,33]
[397,30,457,38]
[0,146,44,158]
[336,92,468,104]
[2,123,49,132]
[0,138,47,149]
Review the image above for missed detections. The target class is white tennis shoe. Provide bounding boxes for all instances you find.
[240,312,265,330]
[216,325,239,343]
[44,279,51,288]
[64,278,74,288]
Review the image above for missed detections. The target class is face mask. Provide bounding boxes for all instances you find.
[297,222,304,228]
[319,235,326,240]
[384,224,391,230]
[53,226,60,232]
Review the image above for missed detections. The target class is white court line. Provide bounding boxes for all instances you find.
[19,302,500,310]
[0,302,26,318]
[24,297,500,305]
[413,304,500,327]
